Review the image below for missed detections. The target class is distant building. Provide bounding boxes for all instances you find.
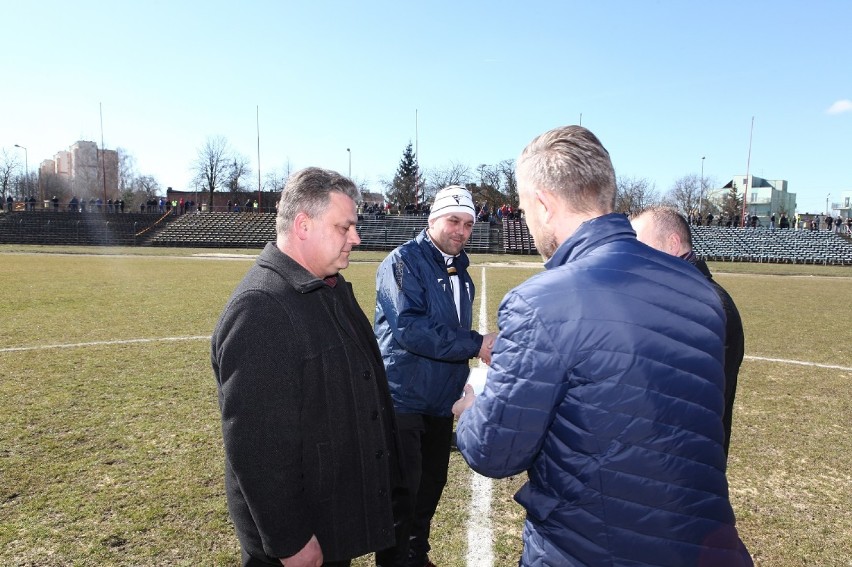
[38,141,118,203]
[722,175,796,219]
[833,190,852,219]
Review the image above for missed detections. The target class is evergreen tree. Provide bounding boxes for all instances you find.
[721,184,743,222]
[385,142,421,209]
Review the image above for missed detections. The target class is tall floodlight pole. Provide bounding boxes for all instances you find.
[100,103,108,206]
[415,109,419,206]
[826,193,831,216]
[741,117,755,226]
[347,148,351,178]
[257,105,261,212]
[699,156,705,217]
[14,144,28,202]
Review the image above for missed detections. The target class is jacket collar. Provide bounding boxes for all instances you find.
[544,213,636,270]
[256,242,329,293]
[416,228,470,271]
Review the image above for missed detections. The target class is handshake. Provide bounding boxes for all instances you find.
[455,332,497,419]
[477,332,497,366]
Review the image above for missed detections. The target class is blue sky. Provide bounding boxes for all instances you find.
[3,0,849,213]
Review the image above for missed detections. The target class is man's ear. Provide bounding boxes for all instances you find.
[293,212,311,241]
[666,232,682,256]
[535,189,555,222]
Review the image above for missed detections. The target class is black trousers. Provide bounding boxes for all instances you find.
[375,413,454,567]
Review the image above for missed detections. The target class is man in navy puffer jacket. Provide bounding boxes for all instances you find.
[454,125,752,566]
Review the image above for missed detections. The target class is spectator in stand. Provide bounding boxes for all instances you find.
[770,213,776,229]
[6,195,13,211]
[779,213,790,229]
[826,216,834,231]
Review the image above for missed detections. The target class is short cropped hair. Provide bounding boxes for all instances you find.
[631,206,693,248]
[517,125,616,214]
[276,167,360,235]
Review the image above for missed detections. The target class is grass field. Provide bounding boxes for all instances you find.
[1,245,850,566]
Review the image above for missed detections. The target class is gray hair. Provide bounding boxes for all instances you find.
[631,205,693,248]
[517,125,616,214]
[275,167,360,235]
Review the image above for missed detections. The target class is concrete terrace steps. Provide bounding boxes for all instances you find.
[0,211,173,246]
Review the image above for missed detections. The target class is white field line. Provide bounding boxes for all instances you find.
[467,267,494,567]
[0,335,210,353]
[744,355,852,372]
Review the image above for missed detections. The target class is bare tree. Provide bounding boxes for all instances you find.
[116,147,137,194]
[193,136,232,208]
[666,174,702,216]
[616,176,660,215]
[1,149,19,204]
[423,161,472,202]
[497,159,518,209]
[41,172,70,205]
[263,160,293,193]
[472,163,507,209]
[122,174,162,212]
[225,154,253,196]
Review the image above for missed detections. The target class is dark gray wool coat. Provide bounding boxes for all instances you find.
[212,243,402,564]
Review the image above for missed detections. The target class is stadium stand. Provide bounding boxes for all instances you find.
[149,212,276,248]
[3,209,851,264]
[0,211,174,246]
[147,213,496,252]
[691,226,852,265]
[502,218,538,255]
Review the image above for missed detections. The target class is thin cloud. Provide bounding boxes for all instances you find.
[826,99,852,114]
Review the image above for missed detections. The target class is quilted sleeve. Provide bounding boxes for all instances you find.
[456,289,571,478]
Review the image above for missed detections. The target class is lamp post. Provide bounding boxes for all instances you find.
[826,193,830,216]
[14,144,28,202]
[346,148,351,178]
[699,156,705,218]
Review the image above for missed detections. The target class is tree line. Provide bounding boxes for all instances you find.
[2,138,745,220]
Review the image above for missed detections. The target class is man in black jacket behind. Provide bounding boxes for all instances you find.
[212,167,403,566]
[631,206,745,457]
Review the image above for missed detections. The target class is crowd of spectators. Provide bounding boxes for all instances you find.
[684,210,852,233]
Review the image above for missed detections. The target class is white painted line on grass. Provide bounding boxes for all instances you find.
[0,335,210,353]
[745,355,852,372]
[466,267,494,567]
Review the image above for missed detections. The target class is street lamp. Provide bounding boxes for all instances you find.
[14,144,28,202]
[346,148,351,178]
[827,193,831,216]
[698,156,705,219]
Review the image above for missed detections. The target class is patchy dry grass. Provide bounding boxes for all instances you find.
[1,249,850,566]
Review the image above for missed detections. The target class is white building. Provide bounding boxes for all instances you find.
[39,141,118,202]
[831,190,852,219]
[722,175,796,219]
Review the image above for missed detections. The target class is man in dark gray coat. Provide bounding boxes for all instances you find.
[212,167,402,566]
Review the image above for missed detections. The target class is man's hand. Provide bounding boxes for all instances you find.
[478,332,497,365]
[280,534,323,567]
[453,383,475,418]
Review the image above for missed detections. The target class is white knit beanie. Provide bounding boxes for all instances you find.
[428,185,476,223]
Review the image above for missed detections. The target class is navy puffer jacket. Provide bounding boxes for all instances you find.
[374,229,483,416]
[457,214,752,566]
